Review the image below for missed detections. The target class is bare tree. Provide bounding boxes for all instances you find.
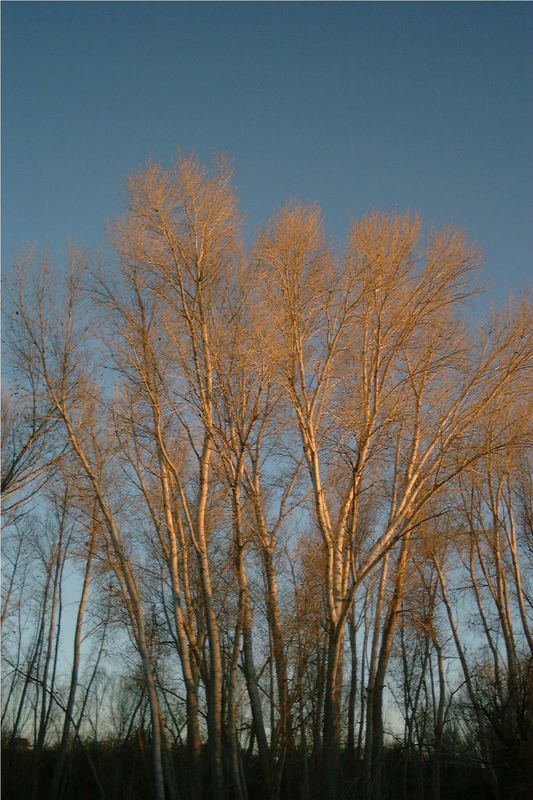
[3,153,532,800]
[255,207,532,798]
[9,253,168,800]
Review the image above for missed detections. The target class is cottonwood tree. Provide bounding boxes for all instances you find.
[4,152,532,800]
[255,206,532,799]
[9,256,168,800]
[100,155,244,800]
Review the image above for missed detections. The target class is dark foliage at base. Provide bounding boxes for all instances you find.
[2,740,532,800]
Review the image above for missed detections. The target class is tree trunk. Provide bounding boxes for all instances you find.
[49,510,96,800]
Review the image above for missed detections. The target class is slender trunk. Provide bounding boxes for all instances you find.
[322,621,345,800]
[364,552,389,799]
[262,545,291,785]
[367,537,410,800]
[434,556,501,800]
[492,524,518,682]
[1,534,24,626]
[7,607,46,758]
[159,461,202,797]
[32,519,67,800]
[232,471,272,794]
[469,541,503,699]
[504,497,533,655]
[227,608,245,800]
[49,515,96,800]
[357,584,372,761]
[347,608,358,760]
[196,437,224,800]
[53,407,167,800]
[313,634,326,760]
[430,640,446,800]
[252,482,291,762]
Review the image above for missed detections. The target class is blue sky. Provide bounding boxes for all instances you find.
[3,2,532,304]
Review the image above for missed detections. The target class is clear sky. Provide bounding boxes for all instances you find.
[2,2,532,304]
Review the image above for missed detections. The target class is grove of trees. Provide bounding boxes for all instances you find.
[2,154,532,800]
